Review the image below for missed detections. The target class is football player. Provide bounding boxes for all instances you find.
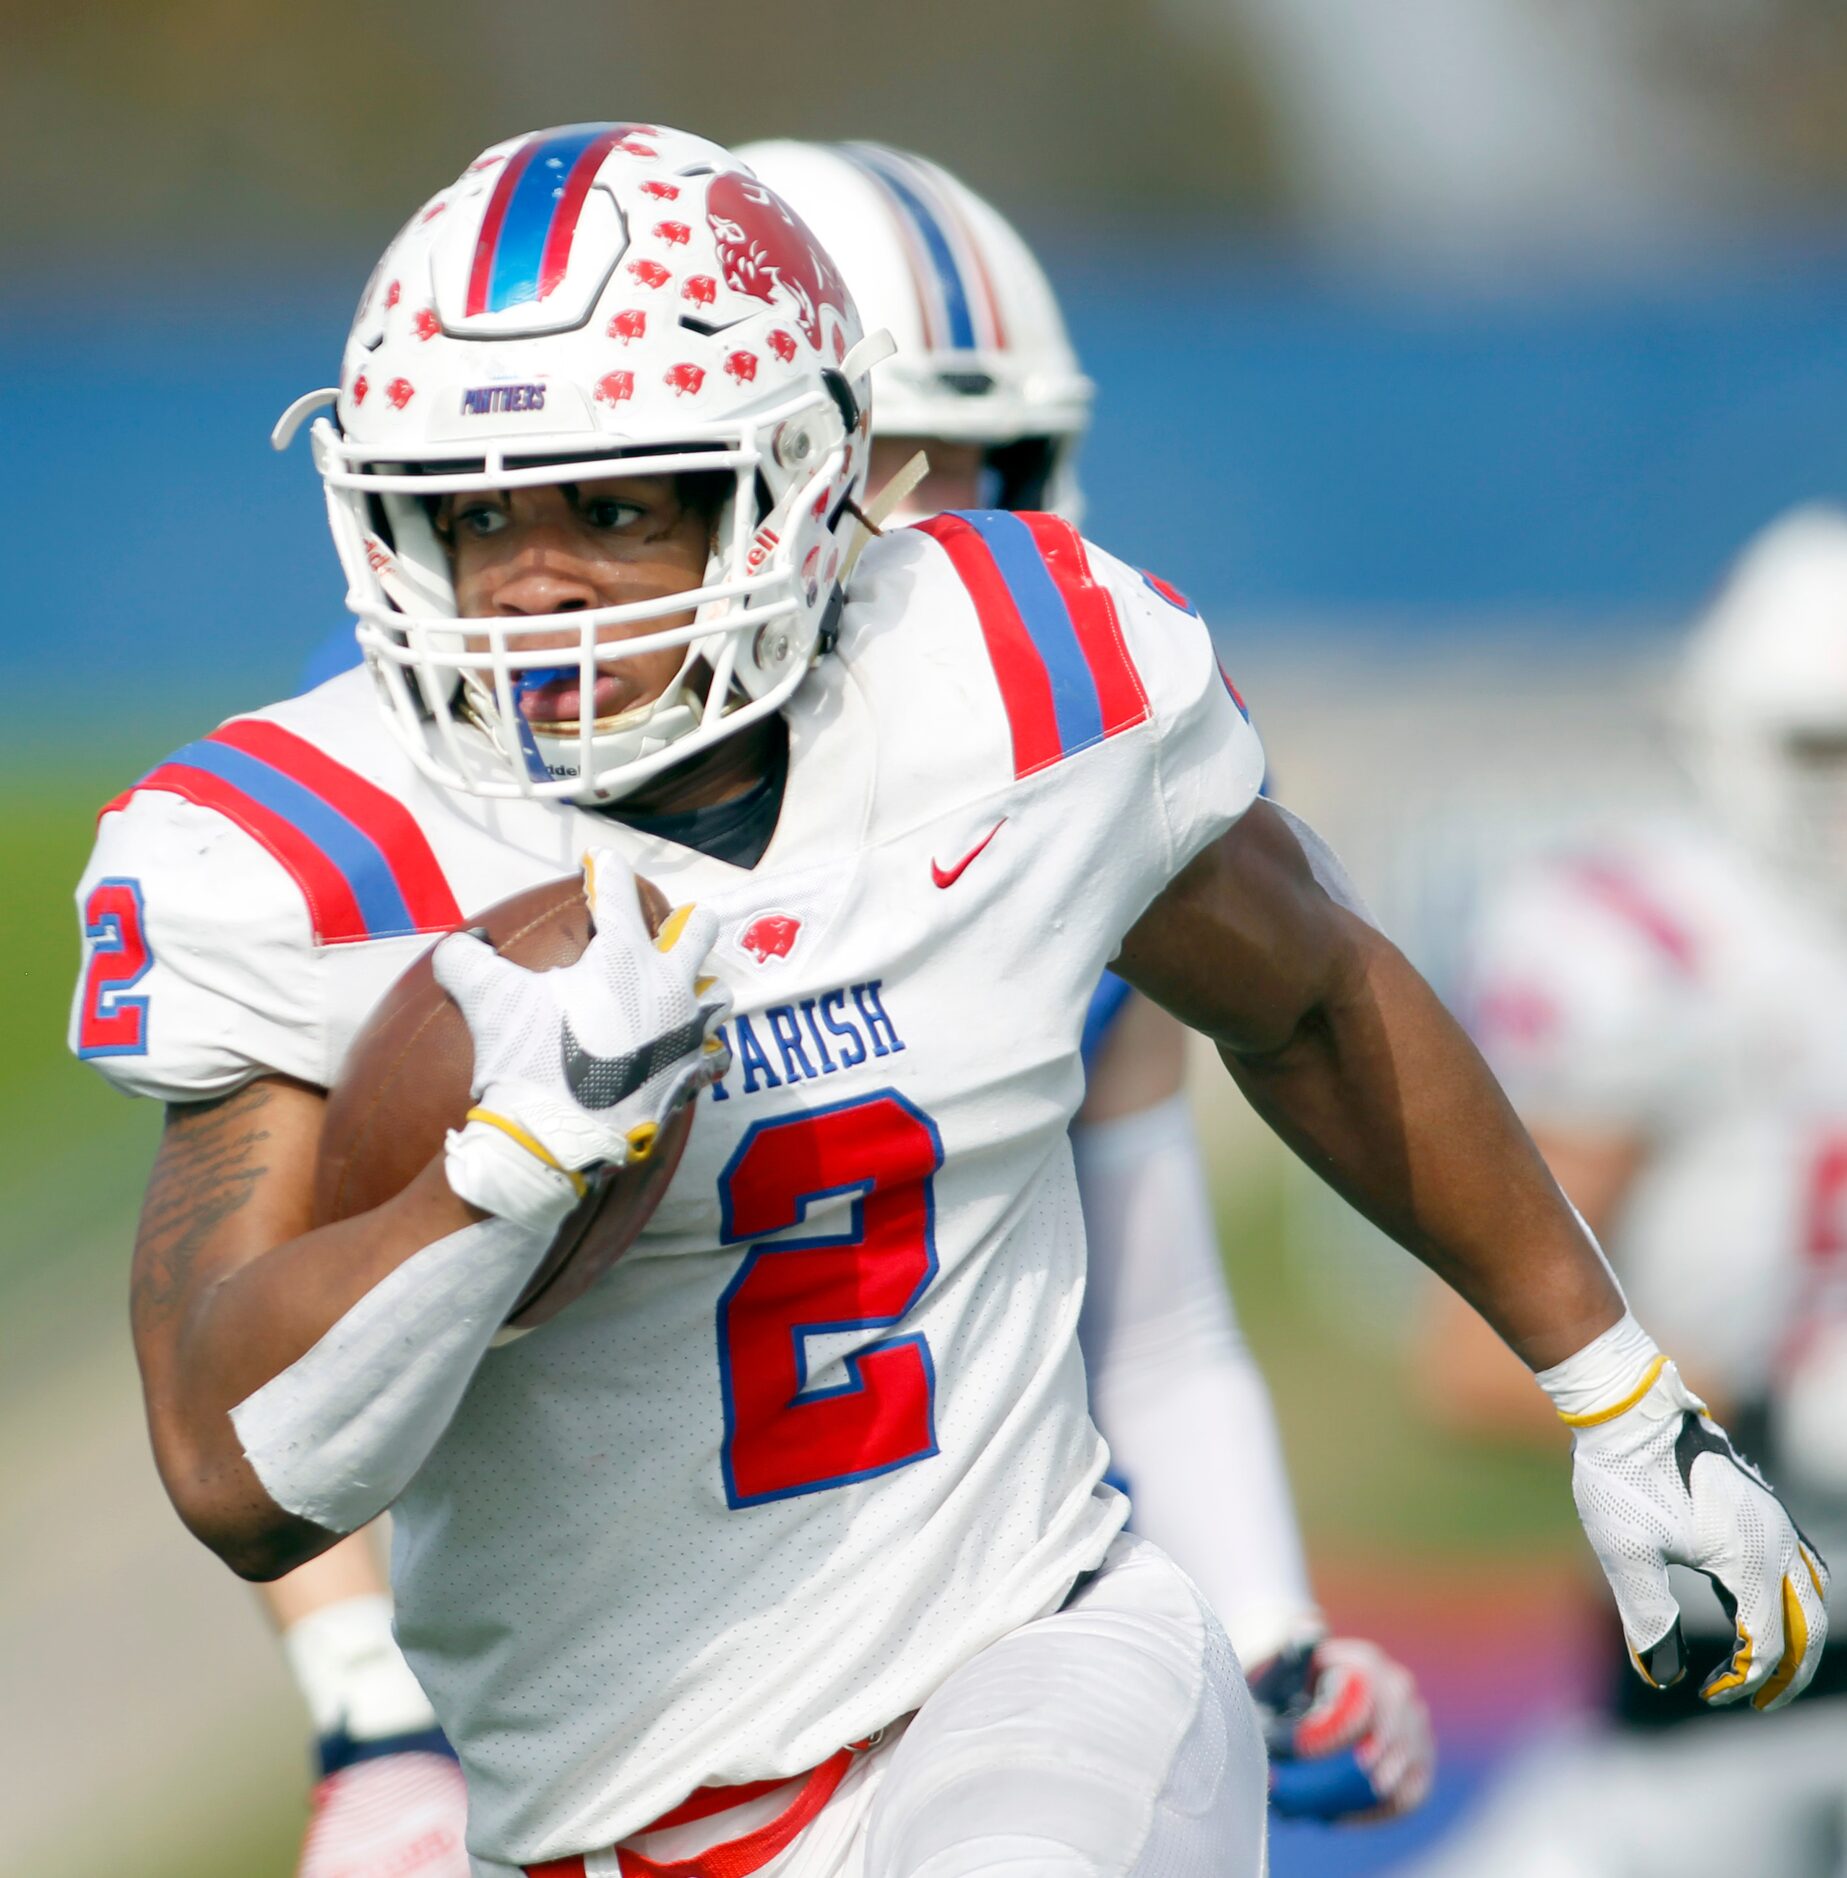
[1412,505,1847,1877]
[74,126,1824,1878]
[263,139,1432,1864]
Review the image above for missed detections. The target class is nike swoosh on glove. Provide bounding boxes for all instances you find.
[433,850,732,1235]
[1251,1636,1435,1821]
[1545,1320,1830,1710]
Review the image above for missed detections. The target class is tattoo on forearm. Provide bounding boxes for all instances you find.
[133,1083,275,1319]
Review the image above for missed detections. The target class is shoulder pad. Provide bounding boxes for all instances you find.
[909,509,1151,779]
[103,717,461,946]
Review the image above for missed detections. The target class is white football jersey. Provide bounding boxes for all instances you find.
[72,517,1262,1867]
[1466,821,1847,1611]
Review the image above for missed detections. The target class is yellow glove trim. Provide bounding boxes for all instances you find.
[1801,1544,1827,1603]
[1558,1354,1668,1427]
[1626,1642,1662,1691]
[655,904,695,953]
[1752,1575,1811,1711]
[464,1108,589,1199]
[1701,1619,1755,1702]
[625,1121,660,1162]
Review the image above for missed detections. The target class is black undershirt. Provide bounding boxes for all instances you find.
[594,720,788,869]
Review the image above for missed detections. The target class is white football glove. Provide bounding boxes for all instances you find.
[299,1751,470,1878]
[433,851,732,1235]
[1252,1634,1435,1822]
[1542,1315,1830,1711]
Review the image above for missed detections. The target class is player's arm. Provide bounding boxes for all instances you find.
[133,852,729,1582]
[1417,1125,1654,1441]
[131,1076,486,1579]
[1120,798,1618,1369]
[261,1538,471,1878]
[1119,798,1829,1709]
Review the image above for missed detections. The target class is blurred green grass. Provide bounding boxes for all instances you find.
[0,757,305,1878]
[0,760,163,1298]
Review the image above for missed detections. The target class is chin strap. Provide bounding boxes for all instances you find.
[840,450,931,585]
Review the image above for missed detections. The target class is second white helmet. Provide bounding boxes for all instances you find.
[1675,503,1847,900]
[737,140,1092,520]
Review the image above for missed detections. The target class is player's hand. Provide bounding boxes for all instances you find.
[433,850,731,1234]
[1250,1636,1434,1822]
[1562,1352,1829,1709]
[299,1744,470,1878]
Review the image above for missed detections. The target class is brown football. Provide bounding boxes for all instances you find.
[312,872,695,1330]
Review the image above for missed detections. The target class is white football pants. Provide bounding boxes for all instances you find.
[481,1534,1268,1878]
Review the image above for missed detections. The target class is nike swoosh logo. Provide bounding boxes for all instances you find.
[560,1010,710,1110]
[931,818,1007,890]
[1673,1411,1771,1498]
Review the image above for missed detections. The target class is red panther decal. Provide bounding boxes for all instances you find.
[706,171,854,353]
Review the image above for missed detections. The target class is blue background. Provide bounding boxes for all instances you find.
[15,244,1847,732]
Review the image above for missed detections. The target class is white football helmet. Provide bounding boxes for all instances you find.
[734,140,1092,520]
[1674,504,1847,900]
[278,122,881,805]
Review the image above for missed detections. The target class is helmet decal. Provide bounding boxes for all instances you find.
[706,172,851,353]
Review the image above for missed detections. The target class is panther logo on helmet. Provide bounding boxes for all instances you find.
[706,172,852,353]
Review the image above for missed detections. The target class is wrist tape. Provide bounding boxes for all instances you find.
[231,1216,549,1534]
[283,1592,437,1741]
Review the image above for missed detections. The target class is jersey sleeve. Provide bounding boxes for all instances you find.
[1463,852,1716,1136]
[1089,547,1266,886]
[70,788,327,1103]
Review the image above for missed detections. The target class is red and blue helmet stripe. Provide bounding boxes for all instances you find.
[465,124,633,317]
[915,509,1149,777]
[103,721,461,945]
[838,145,1006,355]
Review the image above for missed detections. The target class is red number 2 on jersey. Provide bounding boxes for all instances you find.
[78,877,152,1059]
[717,1090,943,1507]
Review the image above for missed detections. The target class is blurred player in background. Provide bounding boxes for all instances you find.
[1416,505,1847,1877]
[267,137,1433,1871]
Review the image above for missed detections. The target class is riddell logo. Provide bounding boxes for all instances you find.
[738,912,801,964]
[745,526,780,575]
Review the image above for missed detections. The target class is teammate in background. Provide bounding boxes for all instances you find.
[268,139,1434,1860]
[1415,506,1847,1878]
[73,125,1824,1878]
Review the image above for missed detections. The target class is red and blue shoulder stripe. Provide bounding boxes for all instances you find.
[913,510,1150,779]
[102,721,461,946]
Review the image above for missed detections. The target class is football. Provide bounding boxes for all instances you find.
[312,871,696,1330]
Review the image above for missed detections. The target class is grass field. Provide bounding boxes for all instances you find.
[0,760,1584,1877]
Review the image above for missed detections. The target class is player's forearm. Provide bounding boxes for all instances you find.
[1225,917,1623,1371]
[149,1200,536,1578]
[175,1159,485,1419]
[132,1084,499,1576]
